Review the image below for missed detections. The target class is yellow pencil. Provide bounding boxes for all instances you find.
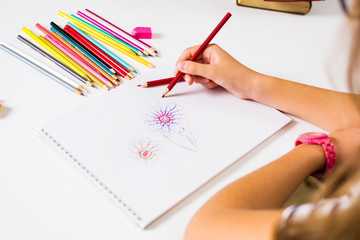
[57,12,154,68]
[51,31,119,86]
[40,36,111,90]
[73,22,155,69]
[57,11,136,56]
[21,27,95,84]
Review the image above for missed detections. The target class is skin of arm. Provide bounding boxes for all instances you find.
[174,44,360,239]
[175,44,360,132]
[184,144,326,240]
[250,74,360,132]
[183,126,360,240]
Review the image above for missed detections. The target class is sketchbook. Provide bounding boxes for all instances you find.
[36,61,291,229]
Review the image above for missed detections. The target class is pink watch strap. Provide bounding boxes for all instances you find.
[295,132,336,178]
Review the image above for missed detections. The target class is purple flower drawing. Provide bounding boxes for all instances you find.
[145,102,186,136]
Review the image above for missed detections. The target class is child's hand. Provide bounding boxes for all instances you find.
[174,44,259,99]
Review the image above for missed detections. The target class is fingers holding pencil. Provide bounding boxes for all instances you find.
[162,12,231,97]
[174,44,222,86]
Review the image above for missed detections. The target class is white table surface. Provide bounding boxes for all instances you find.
[0,0,347,239]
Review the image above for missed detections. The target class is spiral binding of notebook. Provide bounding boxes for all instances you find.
[37,128,145,226]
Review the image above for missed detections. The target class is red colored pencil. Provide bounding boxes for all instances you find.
[64,25,129,78]
[137,77,185,87]
[162,12,232,97]
[64,25,131,79]
[85,9,157,54]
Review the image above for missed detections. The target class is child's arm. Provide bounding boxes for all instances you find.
[184,143,325,240]
[184,127,360,240]
[175,44,360,132]
[251,74,360,132]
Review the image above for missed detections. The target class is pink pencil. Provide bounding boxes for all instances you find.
[36,23,58,42]
[77,11,149,56]
[84,9,157,55]
[44,35,114,88]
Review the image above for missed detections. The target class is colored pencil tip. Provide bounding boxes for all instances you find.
[162,88,169,97]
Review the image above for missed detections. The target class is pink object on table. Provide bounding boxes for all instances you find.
[131,27,152,39]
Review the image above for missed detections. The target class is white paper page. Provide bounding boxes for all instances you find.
[38,61,291,228]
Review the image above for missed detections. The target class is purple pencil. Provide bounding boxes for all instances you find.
[77,11,150,56]
[84,9,157,55]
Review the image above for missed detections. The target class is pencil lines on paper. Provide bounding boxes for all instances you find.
[144,102,197,152]
[132,138,160,162]
[145,102,185,136]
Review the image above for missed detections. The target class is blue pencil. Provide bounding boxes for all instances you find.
[71,14,145,57]
[67,22,136,74]
[50,26,115,78]
[0,41,84,96]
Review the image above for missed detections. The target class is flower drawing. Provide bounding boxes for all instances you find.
[132,139,160,161]
[145,102,186,136]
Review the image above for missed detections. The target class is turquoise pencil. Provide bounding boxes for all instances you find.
[67,22,135,73]
[50,26,115,77]
[71,14,146,57]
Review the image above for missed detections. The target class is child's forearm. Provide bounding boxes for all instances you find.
[249,73,360,132]
[203,144,325,210]
[184,144,325,240]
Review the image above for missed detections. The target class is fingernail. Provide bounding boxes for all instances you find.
[177,61,186,71]
[200,79,210,83]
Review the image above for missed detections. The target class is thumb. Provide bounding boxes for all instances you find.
[177,61,214,79]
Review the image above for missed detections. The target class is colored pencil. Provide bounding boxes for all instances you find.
[64,24,129,79]
[21,27,88,93]
[64,25,131,79]
[57,11,138,56]
[22,27,91,88]
[50,22,116,76]
[77,11,150,56]
[85,9,157,55]
[34,23,95,87]
[162,12,232,97]
[137,77,185,87]
[17,34,93,87]
[71,14,145,57]
[50,27,117,77]
[70,22,154,69]
[0,41,84,95]
[39,35,109,90]
[45,35,116,88]
[72,14,144,57]
[49,30,118,86]
[56,13,154,68]
[67,22,135,75]
[58,15,137,58]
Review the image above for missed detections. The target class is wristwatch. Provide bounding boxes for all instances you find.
[295,132,336,178]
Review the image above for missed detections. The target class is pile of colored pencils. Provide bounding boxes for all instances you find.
[2,9,157,95]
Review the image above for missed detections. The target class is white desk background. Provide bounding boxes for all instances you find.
[0,0,348,239]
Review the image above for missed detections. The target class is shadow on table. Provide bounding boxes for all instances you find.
[309,0,344,16]
[0,105,12,119]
